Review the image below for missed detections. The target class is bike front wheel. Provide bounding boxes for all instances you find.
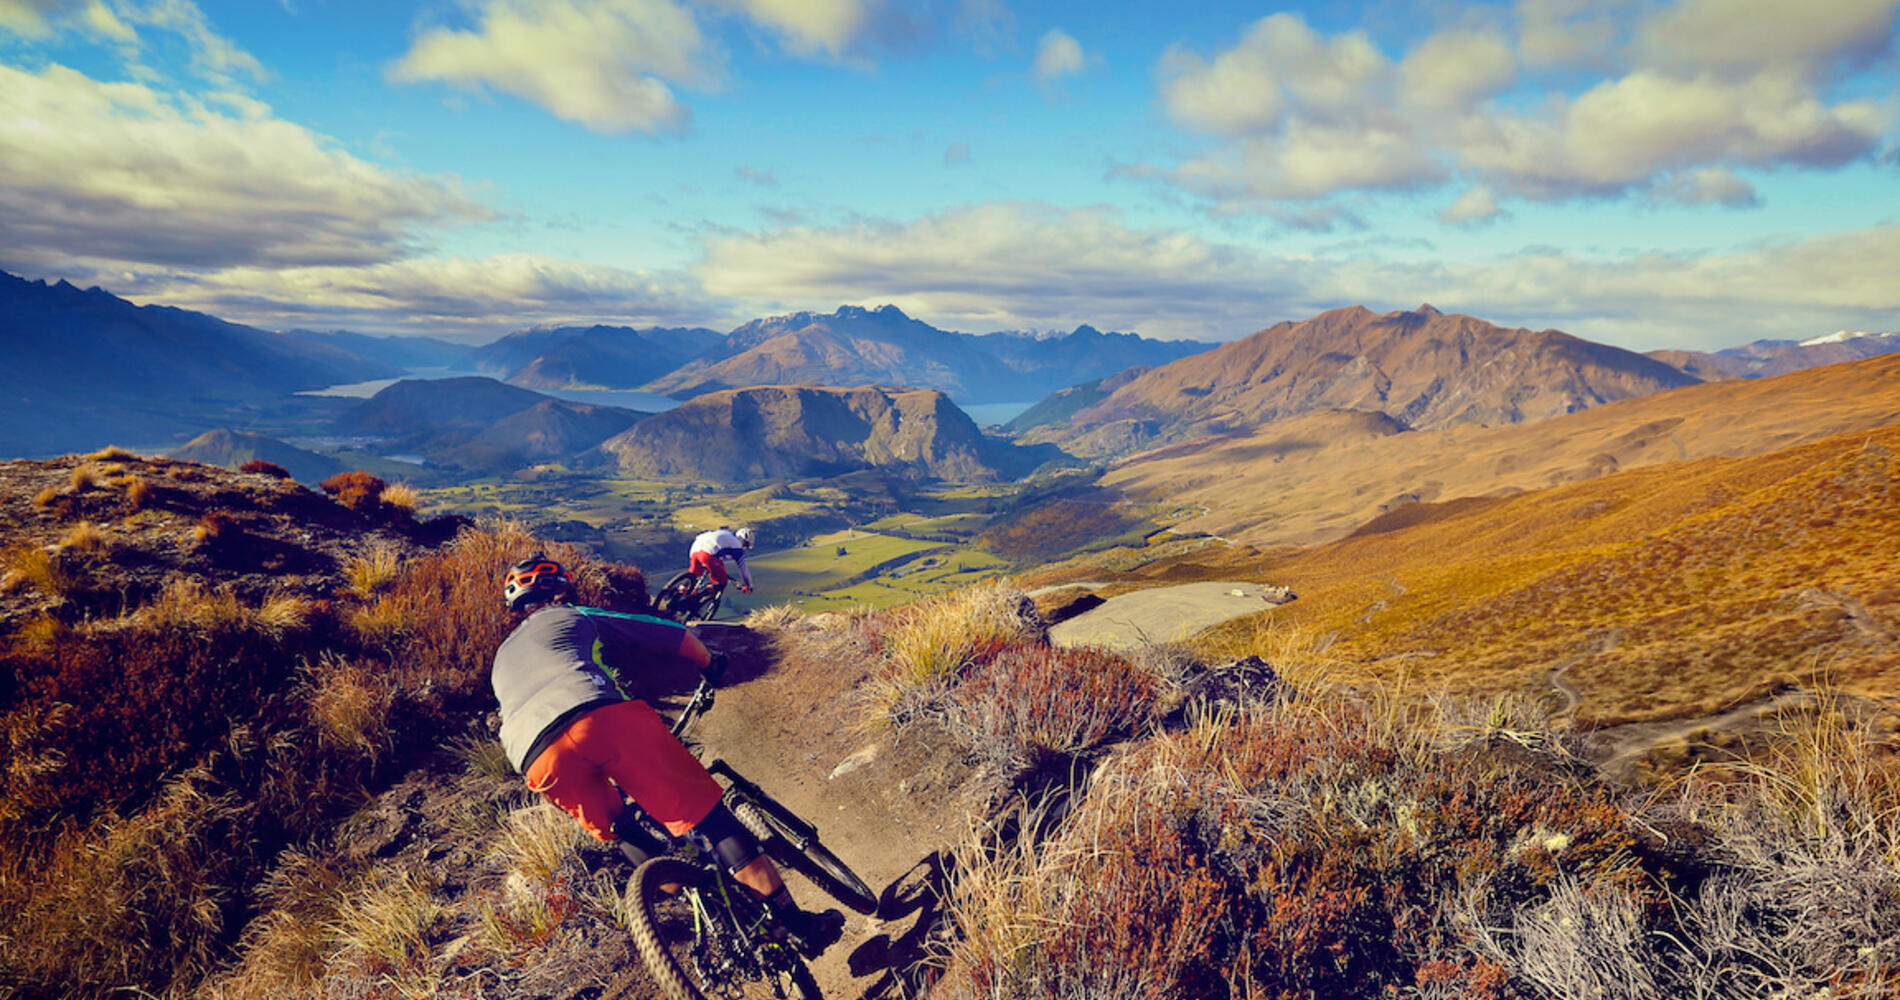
[735,801,879,915]
[626,857,822,1000]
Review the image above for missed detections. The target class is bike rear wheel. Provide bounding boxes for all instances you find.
[657,572,700,623]
[735,800,879,915]
[626,857,822,1000]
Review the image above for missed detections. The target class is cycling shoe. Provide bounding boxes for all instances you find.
[781,907,845,959]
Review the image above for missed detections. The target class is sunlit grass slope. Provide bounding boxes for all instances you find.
[1193,424,1900,726]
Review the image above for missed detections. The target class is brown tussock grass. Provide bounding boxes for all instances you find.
[4,544,70,598]
[344,541,401,598]
[58,520,108,557]
[380,481,420,512]
[305,656,396,761]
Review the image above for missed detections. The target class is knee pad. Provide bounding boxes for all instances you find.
[689,803,764,873]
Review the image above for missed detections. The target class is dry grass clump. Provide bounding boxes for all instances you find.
[67,464,102,492]
[744,602,805,631]
[143,576,250,634]
[2,544,69,598]
[120,473,153,511]
[304,655,396,761]
[380,480,420,512]
[322,864,446,992]
[862,580,1044,727]
[345,540,401,598]
[254,592,311,637]
[57,520,107,557]
[4,768,256,997]
[88,446,138,461]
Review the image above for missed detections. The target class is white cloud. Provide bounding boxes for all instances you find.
[116,0,267,85]
[1460,69,1887,197]
[1652,167,1759,207]
[2,1,255,81]
[1638,0,1899,78]
[1438,187,1508,226]
[1516,0,1621,70]
[0,61,489,271]
[390,0,717,135]
[1171,121,1445,201]
[1398,29,1516,112]
[709,0,869,58]
[1034,28,1084,81]
[1149,5,1894,216]
[696,201,1313,340]
[125,254,718,341]
[699,201,1900,350]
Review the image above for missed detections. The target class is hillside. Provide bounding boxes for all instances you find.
[1101,351,1900,548]
[1032,304,1698,456]
[597,384,1053,484]
[168,428,346,485]
[0,270,395,457]
[5,448,1898,1000]
[646,305,1211,404]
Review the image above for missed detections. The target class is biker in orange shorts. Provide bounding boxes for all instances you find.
[489,553,841,956]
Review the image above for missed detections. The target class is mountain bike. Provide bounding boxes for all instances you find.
[655,571,727,624]
[623,679,879,1000]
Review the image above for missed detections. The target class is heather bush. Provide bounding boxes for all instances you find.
[937,698,1660,1000]
[942,643,1160,772]
[239,459,292,479]
[320,470,388,512]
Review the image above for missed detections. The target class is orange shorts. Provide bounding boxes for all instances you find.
[524,700,724,841]
[689,549,729,586]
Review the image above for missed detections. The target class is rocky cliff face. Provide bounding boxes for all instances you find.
[598,384,1026,483]
[1037,305,1699,455]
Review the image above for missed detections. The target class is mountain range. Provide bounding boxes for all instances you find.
[644,305,1215,403]
[1646,329,1900,380]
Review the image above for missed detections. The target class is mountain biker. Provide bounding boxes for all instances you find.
[490,552,843,957]
[689,525,756,595]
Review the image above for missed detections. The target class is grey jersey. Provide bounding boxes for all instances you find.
[491,603,696,772]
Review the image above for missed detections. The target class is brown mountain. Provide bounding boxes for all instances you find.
[1102,351,1900,548]
[597,384,1050,484]
[1033,304,1698,456]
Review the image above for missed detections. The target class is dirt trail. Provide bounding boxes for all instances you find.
[604,620,980,1000]
[1044,580,1289,650]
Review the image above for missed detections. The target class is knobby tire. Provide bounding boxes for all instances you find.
[734,800,879,915]
[625,857,822,1000]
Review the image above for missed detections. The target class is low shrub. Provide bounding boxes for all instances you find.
[240,460,292,479]
[320,471,387,512]
[942,644,1160,772]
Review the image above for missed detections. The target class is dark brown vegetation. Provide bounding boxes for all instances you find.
[0,452,631,999]
[805,582,1900,1000]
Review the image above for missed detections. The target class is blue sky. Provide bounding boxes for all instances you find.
[2,0,1897,350]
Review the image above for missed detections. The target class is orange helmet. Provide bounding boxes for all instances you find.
[503,552,574,612]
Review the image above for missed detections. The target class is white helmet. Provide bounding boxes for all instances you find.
[734,526,756,549]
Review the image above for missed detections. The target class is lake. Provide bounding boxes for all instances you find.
[301,369,681,413]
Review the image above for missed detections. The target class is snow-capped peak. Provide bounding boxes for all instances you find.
[1800,329,1894,347]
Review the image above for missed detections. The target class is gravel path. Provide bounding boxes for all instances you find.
[1046,581,1289,650]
